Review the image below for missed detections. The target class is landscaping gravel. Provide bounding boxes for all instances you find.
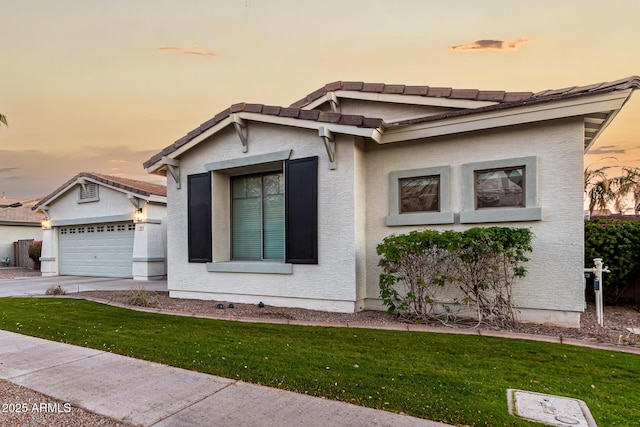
[0,379,135,427]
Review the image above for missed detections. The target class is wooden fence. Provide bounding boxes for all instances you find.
[13,239,34,269]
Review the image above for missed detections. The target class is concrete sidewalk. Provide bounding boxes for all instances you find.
[0,330,452,427]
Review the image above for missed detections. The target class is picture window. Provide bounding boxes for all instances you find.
[399,175,440,213]
[475,166,524,209]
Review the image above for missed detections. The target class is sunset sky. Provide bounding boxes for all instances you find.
[1,0,639,199]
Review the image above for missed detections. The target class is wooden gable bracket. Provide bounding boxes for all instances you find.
[328,92,340,113]
[161,156,181,189]
[231,114,248,153]
[318,126,336,170]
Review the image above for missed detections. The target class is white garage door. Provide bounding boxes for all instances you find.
[58,222,135,278]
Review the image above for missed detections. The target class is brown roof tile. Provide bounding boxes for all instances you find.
[403,86,429,96]
[382,84,406,94]
[426,87,452,97]
[230,103,245,113]
[476,91,507,102]
[262,106,281,116]
[279,108,300,118]
[244,103,263,113]
[298,109,320,121]
[317,111,342,124]
[325,81,343,91]
[342,82,364,91]
[338,115,364,126]
[362,83,385,93]
[450,89,480,99]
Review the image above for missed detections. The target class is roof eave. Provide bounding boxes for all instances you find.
[379,89,635,145]
[301,91,499,111]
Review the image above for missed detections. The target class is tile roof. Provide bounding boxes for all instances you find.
[0,199,43,224]
[143,76,640,170]
[143,105,383,169]
[391,76,640,126]
[289,82,534,109]
[35,172,167,209]
[290,77,640,112]
[0,196,41,208]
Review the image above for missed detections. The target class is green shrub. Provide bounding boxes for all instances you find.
[28,240,42,261]
[585,218,640,303]
[377,227,533,328]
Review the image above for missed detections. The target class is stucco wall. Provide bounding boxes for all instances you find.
[363,118,586,326]
[0,225,42,265]
[48,184,138,222]
[167,123,361,311]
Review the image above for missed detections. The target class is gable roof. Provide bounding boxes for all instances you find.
[34,172,167,211]
[289,81,534,109]
[143,76,639,172]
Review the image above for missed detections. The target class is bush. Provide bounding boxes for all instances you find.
[28,241,42,261]
[126,286,158,307]
[377,227,533,328]
[585,218,640,303]
[45,284,66,295]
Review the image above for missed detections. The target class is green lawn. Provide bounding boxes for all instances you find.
[0,298,638,426]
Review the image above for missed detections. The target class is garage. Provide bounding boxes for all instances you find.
[58,222,135,278]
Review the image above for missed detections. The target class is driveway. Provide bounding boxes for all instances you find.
[0,275,167,298]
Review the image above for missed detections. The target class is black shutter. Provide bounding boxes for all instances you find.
[285,156,318,264]
[188,173,212,263]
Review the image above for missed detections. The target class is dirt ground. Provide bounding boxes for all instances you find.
[1,268,638,348]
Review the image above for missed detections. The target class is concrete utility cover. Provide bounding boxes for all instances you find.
[507,389,597,427]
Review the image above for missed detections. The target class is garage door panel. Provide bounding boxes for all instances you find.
[59,222,134,278]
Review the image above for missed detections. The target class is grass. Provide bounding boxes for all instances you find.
[0,298,638,426]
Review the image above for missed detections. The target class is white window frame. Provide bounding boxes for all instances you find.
[460,156,541,223]
[386,166,454,226]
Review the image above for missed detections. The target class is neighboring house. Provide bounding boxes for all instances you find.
[0,196,43,266]
[143,76,639,327]
[32,173,167,280]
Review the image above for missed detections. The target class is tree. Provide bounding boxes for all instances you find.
[584,166,613,216]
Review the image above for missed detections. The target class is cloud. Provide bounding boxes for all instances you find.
[450,39,528,51]
[158,44,215,56]
[0,147,165,198]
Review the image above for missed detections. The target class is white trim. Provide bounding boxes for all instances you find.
[207,261,293,274]
[380,90,633,144]
[301,90,498,111]
[51,214,134,227]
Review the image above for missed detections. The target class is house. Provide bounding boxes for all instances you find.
[0,196,43,266]
[32,173,167,280]
[143,76,640,327]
